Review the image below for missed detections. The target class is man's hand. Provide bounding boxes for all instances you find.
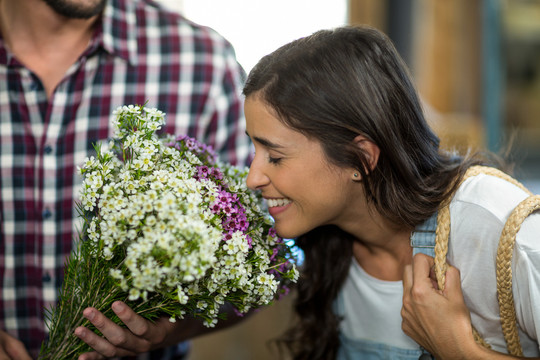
[0,329,32,360]
[75,301,178,360]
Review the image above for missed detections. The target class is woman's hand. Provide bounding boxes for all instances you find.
[0,329,32,360]
[401,253,478,359]
[75,301,182,360]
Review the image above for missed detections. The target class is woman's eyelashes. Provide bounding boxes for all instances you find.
[268,155,282,164]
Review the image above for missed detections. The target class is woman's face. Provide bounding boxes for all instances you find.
[245,97,360,239]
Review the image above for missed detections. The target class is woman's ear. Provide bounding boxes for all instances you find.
[353,135,380,172]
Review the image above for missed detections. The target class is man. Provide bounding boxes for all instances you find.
[0,0,250,358]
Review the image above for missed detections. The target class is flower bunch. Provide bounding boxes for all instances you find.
[39,105,298,359]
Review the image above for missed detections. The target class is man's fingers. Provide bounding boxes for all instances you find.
[111,302,151,338]
[74,324,136,359]
[0,331,32,360]
[76,303,162,355]
[0,347,10,360]
[114,302,172,348]
[76,347,105,360]
[82,307,126,345]
[78,307,141,354]
[74,325,118,358]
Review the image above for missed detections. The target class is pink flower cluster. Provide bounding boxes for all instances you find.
[168,135,252,245]
[167,134,217,165]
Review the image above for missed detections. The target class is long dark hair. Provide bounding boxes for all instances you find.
[244,26,482,359]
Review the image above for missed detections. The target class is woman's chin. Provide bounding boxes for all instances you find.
[274,224,304,240]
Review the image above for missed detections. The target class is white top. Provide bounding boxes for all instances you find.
[337,173,540,356]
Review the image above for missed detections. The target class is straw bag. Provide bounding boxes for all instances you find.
[433,165,540,356]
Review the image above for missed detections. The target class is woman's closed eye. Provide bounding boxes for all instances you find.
[268,155,282,164]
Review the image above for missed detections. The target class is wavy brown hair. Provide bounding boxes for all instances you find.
[243,26,485,359]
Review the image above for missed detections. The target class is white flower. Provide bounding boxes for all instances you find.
[78,104,298,329]
[128,288,140,301]
[177,287,189,305]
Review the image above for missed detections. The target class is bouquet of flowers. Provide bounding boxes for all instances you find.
[38,105,298,359]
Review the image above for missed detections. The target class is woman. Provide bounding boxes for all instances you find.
[243,26,540,359]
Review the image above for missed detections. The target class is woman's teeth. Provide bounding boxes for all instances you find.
[267,198,292,207]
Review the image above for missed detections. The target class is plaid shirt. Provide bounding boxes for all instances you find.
[0,0,251,357]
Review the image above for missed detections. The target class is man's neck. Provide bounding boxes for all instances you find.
[0,0,99,98]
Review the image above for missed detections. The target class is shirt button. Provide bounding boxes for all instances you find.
[42,208,52,219]
[30,81,40,91]
[42,273,52,282]
[44,145,53,154]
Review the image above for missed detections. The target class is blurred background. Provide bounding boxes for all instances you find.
[155,0,540,358]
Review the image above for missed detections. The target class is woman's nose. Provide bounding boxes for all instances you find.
[246,156,269,190]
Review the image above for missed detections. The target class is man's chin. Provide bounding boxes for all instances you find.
[42,0,107,19]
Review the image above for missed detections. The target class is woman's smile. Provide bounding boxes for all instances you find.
[266,197,292,217]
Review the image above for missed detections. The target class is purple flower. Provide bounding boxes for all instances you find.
[196,166,210,179]
[277,286,291,300]
[233,308,245,318]
[169,134,218,164]
[270,247,279,261]
[210,168,223,180]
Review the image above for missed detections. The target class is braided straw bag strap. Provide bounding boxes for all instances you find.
[434,165,539,355]
[497,194,540,355]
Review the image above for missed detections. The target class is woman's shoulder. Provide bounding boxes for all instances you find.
[450,170,540,253]
[451,171,532,222]
[446,169,540,353]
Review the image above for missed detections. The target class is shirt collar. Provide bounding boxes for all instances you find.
[0,0,139,66]
[99,0,139,66]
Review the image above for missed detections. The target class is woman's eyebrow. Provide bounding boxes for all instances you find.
[253,136,284,149]
[246,131,284,149]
